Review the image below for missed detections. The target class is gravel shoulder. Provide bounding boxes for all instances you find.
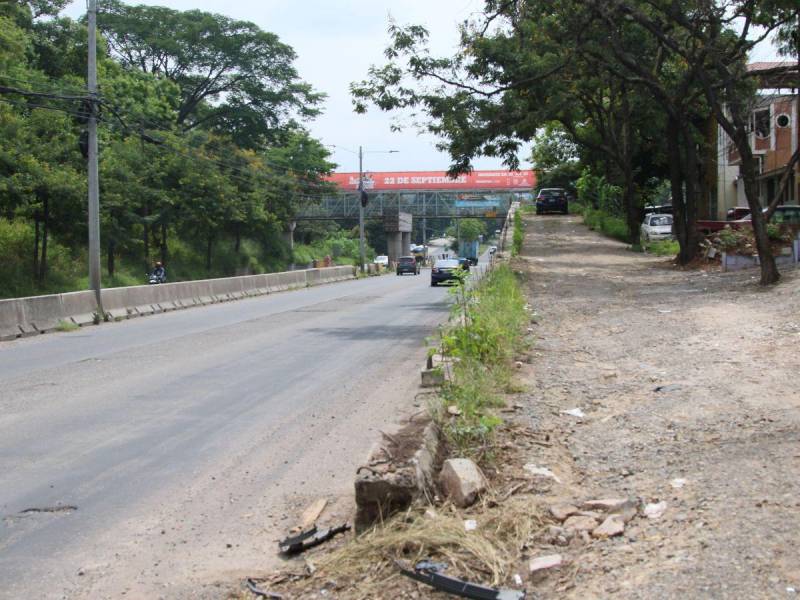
[516,214,800,598]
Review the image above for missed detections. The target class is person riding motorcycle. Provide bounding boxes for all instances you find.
[151,261,166,284]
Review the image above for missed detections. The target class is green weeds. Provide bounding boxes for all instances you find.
[511,211,524,256]
[431,264,528,459]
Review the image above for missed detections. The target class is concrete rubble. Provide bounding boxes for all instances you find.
[438,458,487,508]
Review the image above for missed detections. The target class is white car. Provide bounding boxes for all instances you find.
[641,214,673,242]
[373,255,389,267]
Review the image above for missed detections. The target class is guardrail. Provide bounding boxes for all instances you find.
[0,265,356,341]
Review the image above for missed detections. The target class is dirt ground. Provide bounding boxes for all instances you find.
[237,214,800,600]
[513,214,800,599]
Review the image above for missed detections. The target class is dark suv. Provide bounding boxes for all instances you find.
[536,188,568,215]
[396,256,420,275]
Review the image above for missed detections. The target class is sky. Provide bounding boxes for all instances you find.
[63,1,784,175]
[64,0,507,174]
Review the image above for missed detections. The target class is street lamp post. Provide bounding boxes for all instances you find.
[358,145,365,273]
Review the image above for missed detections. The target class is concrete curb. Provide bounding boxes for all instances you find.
[0,265,356,342]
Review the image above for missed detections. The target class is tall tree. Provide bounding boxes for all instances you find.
[97,0,324,148]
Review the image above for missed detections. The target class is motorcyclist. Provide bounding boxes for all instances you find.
[151,261,166,283]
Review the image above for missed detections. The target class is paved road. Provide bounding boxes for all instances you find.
[0,266,469,599]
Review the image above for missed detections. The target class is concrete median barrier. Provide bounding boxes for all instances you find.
[0,266,356,341]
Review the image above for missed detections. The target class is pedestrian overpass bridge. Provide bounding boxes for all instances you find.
[294,170,535,221]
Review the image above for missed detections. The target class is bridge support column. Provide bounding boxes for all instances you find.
[283,220,297,250]
[384,210,412,267]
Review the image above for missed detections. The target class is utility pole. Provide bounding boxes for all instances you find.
[358,145,365,274]
[87,0,104,317]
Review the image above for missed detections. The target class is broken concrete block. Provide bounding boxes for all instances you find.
[550,503,579,522]
[529,554,563,575]
[581,498,629,512]
[439,458,487,508]
[421,368,445,387]
[563,515,599,532]
[592,515,625,538]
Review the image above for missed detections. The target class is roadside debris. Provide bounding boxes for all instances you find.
[592,515,625,538]
[561,408,585,418]
[464,519,478,531]
[644,501,667,520]
[439,458,487,508]
[245,578,284,599]
[523,464,562,483]
[529,554,563,575]
[397,560,526,600]
[654,384,682,393]
[278,523,351,555]
[298,498,327,530]
[670,478,688,489]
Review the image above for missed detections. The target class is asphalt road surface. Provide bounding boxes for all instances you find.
[0,262,474,599]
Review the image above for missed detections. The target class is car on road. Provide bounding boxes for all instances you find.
[641,214,674,242]
[431,258,463,286]
[536,188,568,215]
[643,204,673,216]
[489,245,497,254]
[373,255,389,268]
[396,256,420,276]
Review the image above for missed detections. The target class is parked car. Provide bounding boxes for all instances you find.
[641,214,674,242]
[536,188,568,215]
[643,204,673,216]
[726,207,750,221]
[735,205,800,226]
[431,258,464,286]
[396,256,420,276]
[489,245,497,254]
[373,255,389,268]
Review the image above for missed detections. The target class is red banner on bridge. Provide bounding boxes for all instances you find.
[326,170,535,191]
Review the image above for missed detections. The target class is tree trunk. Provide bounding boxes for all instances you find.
[107,238,115,278]
[38,195,49,282]
[681,122,700,262]
[33,217,40,281]
[667,120,691,264]
[142,201,150,270]
[206,233,214,271]
[738,143,780,285]
[160,222,168,265]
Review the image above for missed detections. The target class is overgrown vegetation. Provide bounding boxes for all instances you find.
[431,264,528,458]
[0,1,337,299]
[511,212,523,256]
[644,239,680,257]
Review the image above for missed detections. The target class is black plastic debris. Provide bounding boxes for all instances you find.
[245,578,283,599]
[397,560,526,600]
[654,384,682,393]
[278,523,351,555]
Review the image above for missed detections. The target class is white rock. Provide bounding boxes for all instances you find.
[644,501,667,520]
[529,554,563,574]
[524,464,562,483]
[464,519,478,531]
[439,458,487,508]
[670,478,688,489]
[561,408,585,418]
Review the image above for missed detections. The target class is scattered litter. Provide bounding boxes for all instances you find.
[464,519,478,531]
[654,384,682,393]
[670,478,688,489]
[299,498,327,530]
[787,587,796,594]
[278,523,350,555]
[644,501,667,520]
[416,560,448,573]
[397,560,526,600]
[245,578,284,599]
[561,408,585,419]
[513,574,523,586]
[529,554,563,573]
[523,464,562,483]
[657,309,672,314]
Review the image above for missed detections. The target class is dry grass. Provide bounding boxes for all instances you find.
[249,494,549,599]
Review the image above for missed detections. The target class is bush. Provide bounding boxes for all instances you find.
[580,206,629,243]
[512,211,523,256]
